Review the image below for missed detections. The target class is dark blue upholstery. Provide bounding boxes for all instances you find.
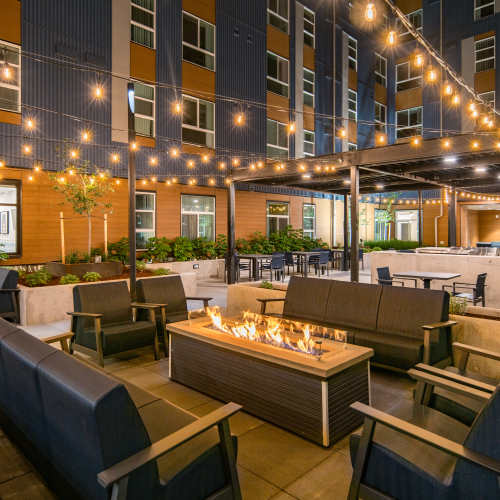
[0,268,19,320]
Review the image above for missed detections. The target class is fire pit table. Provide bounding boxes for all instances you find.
[166,311,373,447]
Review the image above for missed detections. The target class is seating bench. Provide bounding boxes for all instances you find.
[258,277,454,370]
[0,319,241,500]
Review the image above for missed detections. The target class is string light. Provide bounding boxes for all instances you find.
[0,160,4,167]
[234,113,245,126]
[172,101,182,114]
[115,179,121,185]
[376,183,383,189]
[151,176,157,183]
[377,133,387,145]
[141,179,147,185]
[219,162,226,170]
[443,83,453,96]
[426,67,437,83]
[257,161,264,168]
[287,122,296,134]
[364,2,376,22]
[225,178,232,185]
[25,118,35,130]
[166,179,172,186]
[338,128,347,138]
[23,144,32,154]
[249,163,256,170]
[28,175,34,181]
[34,164,41,172]
[81,130,91,142]
[387,30,397,46]
[414,53,424,67]
[111,153,120,163]
[172,177,178,183]
[442,139,451,149]
[94,86,103,99]
[68,169,74,176]
[472,141,480,149]
[202,154,210,163]
[471,110,479,119]
[170,147,179,158]
[232,158,240,167]
[298,163,307,172]
[149,156,158,166]
[187,159,195,168]
[130,142,138,151]
[451,94,460,105]
[411,137,421,147]
[188,178,197,185]
[209,178,216,185]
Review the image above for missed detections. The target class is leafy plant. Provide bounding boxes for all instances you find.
[108,237,129,263]
[260,281,273,289]
[152,267,171,276]
[172,237,194,261]
[191,237,217,260]
[136,260,147,272]
[143,237,172,262]
[24,269,53,287]
[65,250,80,264]
[371,246,383,252]
[364,239,418,250]
[214,234,227,258]
[82,271,102,282]
[59,274,80,285]
[449,296,467,315]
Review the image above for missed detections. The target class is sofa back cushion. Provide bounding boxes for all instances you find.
[376,286,448,339]
[137,275,187,315]
[73,281,131,328]
[283,276,331,322]
[38,351,157,500]
[0,319,21,407]
[323,281,382,331]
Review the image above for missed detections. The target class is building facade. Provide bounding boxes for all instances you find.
[0,0,499,264]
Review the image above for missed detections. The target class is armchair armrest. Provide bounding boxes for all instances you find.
[350,401,500,475]
[453,342,500,362]
[413,363,496,393]
[97,402,242,489]
[0,288,20,293]
[185,297,213,308]
[67,311,103,318]
[256,298,286,314]
[420,320,456,364]
[131,302,167,310]
[421,320,457,330]
[407,368,491,402]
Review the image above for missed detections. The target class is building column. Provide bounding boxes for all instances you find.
[418,189,423,247]
[342,193,349,271]
[448,190,457,247]
[350,166,359,282]
[226,182,237,284]
[127,82,137,299]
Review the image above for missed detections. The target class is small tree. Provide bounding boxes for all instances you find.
[51,162,113,258]
[377,193,399,240]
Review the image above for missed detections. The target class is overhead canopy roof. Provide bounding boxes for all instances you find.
[232,134,500,195]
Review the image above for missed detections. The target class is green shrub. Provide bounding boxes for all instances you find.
[24,269,53,287]
[260,281,273,289]
[108,237,129,263]
[60,274,80,285]
[82,271,102,282]
[215,234,227,258]
[172,237,194,261]
[136,260,147,272]
[143,237,172,262]
[363,239,419,250]
[192,237,217,260]
[65,250,80,264]
[371,246,383,252]
[152,267,171,276]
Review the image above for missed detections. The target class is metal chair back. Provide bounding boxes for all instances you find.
[377,266,392,284]
[476,273,487,298]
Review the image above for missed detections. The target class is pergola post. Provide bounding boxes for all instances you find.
[342,193,349,271]
[226,181,237,284]
[127,82,137,299]
[350,166,359,282]
[418,189,423,247]
[448,190,457,247]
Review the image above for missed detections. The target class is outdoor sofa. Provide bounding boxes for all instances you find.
[0,319,241,499]
[258,276,454,370]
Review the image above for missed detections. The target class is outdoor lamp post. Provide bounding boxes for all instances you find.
[127,82,137,298]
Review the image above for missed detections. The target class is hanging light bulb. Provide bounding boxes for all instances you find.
[451,94,460,106]
[115,179,121,185]
[443,83,453,96]
[151,176,157,183]
[471,109,479,119]
[202,154,210,163]
[149,156,158,166]
[250,163,256,170]
[187,159,195,168]
[81,130,91,142]
[426,67,437,83]
[219,162,226,170]
[209,178,216,185]
[234,113,245,126]
[387,30,397,46]
[173,101,182,114]
[338,127,347,138]
[468,102,477,113]
[225,178,232,185]
[442,139,451,149]
[34,164,41,172]
[0,160,4,168]
[68,169,75,176]
[111,153,120,163]
[25,118,35,130]
[130,142,138,151]
[472,140,480,149]
[364,2,376,22]
[23,144,32,154]
[414,53,424,67]
[94,86,104,99]
[377,133,387,145]
[287,122,296,134]
[232,158,240,166]
[411,137,421,147]
[165,179,172,186]
[99,172,105,179]
[257,161,264,168]
[482,115,490,125]
[172,177,178,183]
[169,147,179,158]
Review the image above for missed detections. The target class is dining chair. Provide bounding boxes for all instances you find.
[442,273,487,307]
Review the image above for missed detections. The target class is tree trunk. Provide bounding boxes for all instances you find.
[88,215,92,258]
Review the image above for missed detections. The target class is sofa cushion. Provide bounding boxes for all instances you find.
[37,351,157,500]
[323,281,382,331]
[376,286,448,339]
[349,399,467,500]
[353,330,423,370]
[283,276,331,323]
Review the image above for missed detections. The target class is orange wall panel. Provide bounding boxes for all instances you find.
[0,110,21,125]
[474,69,495,94]
[396,87,422,110]
[130,43,156,83]
[477,211,500,242]
[348,69,357,91]
[475,30,495,41]
[182,61,215,100]
[267,25,290,59]
[348,121,357,144]
[0,0,21,45]
[303,105,315,131]
[267,92,289,123]
[303,46,315,70]
[136,136,156,148]
[182,0,216,24]
[395,0,422,14]
[374,82,387,105]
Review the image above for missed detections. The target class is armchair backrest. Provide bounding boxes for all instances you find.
[376,266,391,283]
[73,281,132,328]
[137,275,187,316]
[476,273,487,297]
[453,386,500,499]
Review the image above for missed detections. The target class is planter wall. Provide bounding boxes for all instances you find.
[146,259,225,280]
[226,282,287,316]
[19,272,197,326]
[46,261,123,278]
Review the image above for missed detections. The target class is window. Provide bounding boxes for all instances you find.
[304,7,315,47]
[398,9,422,44]
[131,0,155,48]
[267,118,288,159]
[182,95,215,148]
[267,201,289,235]
[136,191,155,250]
[182,12,215,71]
[348,89,357,122]
[374,102,386,133]
[374,53,387,87]
[267,51,289,97]
[303,68,315,107]
[304,130,315,157]
[374,209,389,241]
[0,41,20,113]
[268,0,289,33]
[479,90,496,112]
[475,36,495,72]
[303,204,315,239]
[396,107,422,139]
[181,195,215,241]
[134,82,155,137]
[348,36,357,71]
[395,210,418,241]
[475,0,495,21]
[348,143,357,151]
[0,181,20,255]
[396,61,422,92]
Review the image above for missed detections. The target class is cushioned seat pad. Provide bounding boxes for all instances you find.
[350,399,469,500]
[352,330,423,370]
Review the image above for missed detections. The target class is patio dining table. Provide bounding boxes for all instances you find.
[238,254,272,281]
[392,271,461,289]
[292,251,322,278]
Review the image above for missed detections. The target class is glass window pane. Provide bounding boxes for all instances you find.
[182,98,198,126]
[132,0,154,11]
[268,202,288,216]
[199,100,214,131]
[278,59,288,83]
[131,25,153,48]
[136,212,154,230]
[132,6,154,28]
[136,231,154,250]
[183,14,198,46]
[267,53,277,78]
[135,116,153,137]
[181,214,198,239]
[200,21,214,52]
[182,195,214,213]
[0,87,19,112]
[267,119,277,145]
[277,123,288,147]
[135,98,153,117]
[199,214,214,240]
[134,83,154,100]
[303,205,314,217]
[136,193,154,210]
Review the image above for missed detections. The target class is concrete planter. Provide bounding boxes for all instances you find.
[145,259,225,280]
[19,272,197,326]
[46,261,123,278]
[226,282,287,316]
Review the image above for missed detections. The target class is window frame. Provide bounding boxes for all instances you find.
[374,101,387,133]
[398,9,423,44]
[182,11,216,71]
[130,0,156,49]
[303,6,315,48]
[0,41,21,114]
[303,67,315,108]
[475,35,495,73]
[266,200,290,236]
[479,90,496,111]
[266,118,289,159]
[348,89,357,122]
[302,203,316,239]
[181,94,215,148]
[304,129,315,157]
[181,194,216,241]
[347,35,358,71]
[374,52,387,87]
[348,143,357,151]
[474,0,495,21]
[267,51,289,97]
[396,61,422,92]
[133,81,155,138]
[267,0,289,34]
[136,190,156,250]
[396,106,423,139]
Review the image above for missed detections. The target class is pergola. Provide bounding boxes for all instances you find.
[226,133,500,283]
